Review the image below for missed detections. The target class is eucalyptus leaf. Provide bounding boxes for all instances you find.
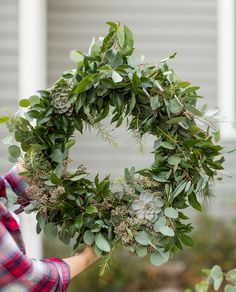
[95,233,111,252]
[83,230,95,245]
[135,231,150,245]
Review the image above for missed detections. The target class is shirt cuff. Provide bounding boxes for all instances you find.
[42,258,71,291]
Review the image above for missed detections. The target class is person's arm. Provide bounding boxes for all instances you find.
[0,204,98,291]
[63,246,99,278]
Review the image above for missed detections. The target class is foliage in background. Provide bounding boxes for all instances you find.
[1,21,225,272]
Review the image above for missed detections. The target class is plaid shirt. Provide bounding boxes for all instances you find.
[0,166,70,291]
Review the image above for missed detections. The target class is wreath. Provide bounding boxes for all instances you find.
[3,22,224,275]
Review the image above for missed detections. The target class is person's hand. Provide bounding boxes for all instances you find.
[63,246,99,279]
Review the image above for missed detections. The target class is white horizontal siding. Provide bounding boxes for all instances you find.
[0,0,18,175]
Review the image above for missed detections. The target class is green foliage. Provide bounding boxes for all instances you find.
[4,22,225,275]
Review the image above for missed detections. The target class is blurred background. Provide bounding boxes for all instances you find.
[0,0,236,291]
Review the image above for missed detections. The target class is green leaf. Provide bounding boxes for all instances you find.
[153,216,167,232]
[70,174,87,181]
[188,192,202,211]
[95,233,111,252]
[8,145,21,159]
[167,155,181,166]
[169,97,183,114]
[164,207,178,219]
[127,54,144,68]
[150,95,161,110]
[117,26,125,47]
[173,181,187,198]
[70,50,84,63]
[160,141,175,150]
[135,231,150,245]
[83,230,95,245]
[136,246,148,257]
[226,269,236,285]
[150,251,170,266]
[29,95,41,106]
[74,74,97,94]
[50,172,61,185]
[112,70,122,83]
[225,285,236,292]
[166,116,185,125]
[6,189,18,204]
[211,265,223,290]
[195,281,209,292]
[185,104,203,116]
[51,149,63,163]
[159,226,175,237]
[85,206,98,215]
[0,116,9,124]
[36,212,47,230]
[179,234,194,247]
[19,99,30,108]
[75,215,83,230]
[44,223,58,239]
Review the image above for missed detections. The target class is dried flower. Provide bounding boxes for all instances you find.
[131,190,163,222]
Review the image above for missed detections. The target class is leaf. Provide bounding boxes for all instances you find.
[136,246,148,257]
[127,54,144,68]
[159,226,175,237]
[185,104,203,116]
[83,230,95,245]
[169,97,183,114]
[70,50,84,63]
[225,285,236,292]
[70,174,87,181]
[50,172,61,185]
[0,116,9,124]
[74,74,97,93]
[210,265,223,290]
[153,216,167,232]
[166,117,185,124]
[95,233,111,252]
[8,145,21,159]
[85,206,98,215]
[164,207,178,219]
[44,223,58,239]
[150,251,170,266]
[135,231,150,245]
[6,189,18,204]
[117,26,125,47]
[179,234,194,247]
[226,269,236,285]
[112,71,122,83]
[173,181,187,198]
[195,281,209,292]
[167,155,181,166]
[150,95,161,110]
[188,192,202,211]
[29,95,41,106]
[160,141,175,150]
[19,99,30,108]
[75,215,83,230]
[51,149,63,163]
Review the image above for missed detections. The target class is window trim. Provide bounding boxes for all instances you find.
[218,0,236,140]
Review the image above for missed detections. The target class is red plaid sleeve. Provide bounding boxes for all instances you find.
[0,217,70,291]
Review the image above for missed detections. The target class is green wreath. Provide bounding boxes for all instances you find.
[4,22,224,274]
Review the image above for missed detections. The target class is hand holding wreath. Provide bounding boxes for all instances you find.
[3,22,224,275]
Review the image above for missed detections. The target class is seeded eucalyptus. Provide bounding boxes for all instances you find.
[3,22,224,272]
